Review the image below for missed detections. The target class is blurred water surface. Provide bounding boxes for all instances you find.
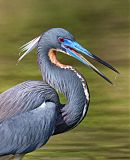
[0,0,129,159]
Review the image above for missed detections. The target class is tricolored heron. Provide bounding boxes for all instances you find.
[0,28,119,160]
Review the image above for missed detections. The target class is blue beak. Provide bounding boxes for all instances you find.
[61,39,119,84]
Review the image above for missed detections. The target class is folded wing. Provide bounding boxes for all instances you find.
[0,102,57,155]
[0,80,59,123]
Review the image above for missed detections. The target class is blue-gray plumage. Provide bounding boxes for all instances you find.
[0,80,59,123]
[0,102,56,155]
[0,28,119,160]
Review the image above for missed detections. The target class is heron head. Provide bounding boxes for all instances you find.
[39,28,75,50]
[44,28,119,84]
[18,28,119,84]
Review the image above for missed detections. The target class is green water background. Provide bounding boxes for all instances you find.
[0,0,129,159]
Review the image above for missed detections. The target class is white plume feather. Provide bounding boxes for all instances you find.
[17,36,41,63]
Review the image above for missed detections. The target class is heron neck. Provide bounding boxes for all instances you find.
[37,45,90,133]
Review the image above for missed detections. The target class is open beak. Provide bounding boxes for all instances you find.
[61,39,119,84]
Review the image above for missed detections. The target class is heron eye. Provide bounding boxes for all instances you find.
[58,37,64,43]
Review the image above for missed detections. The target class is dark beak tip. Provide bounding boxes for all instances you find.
[110,81,113,85]
[117,70,120,74]
[113,67,120,74]
[107,79,113,85]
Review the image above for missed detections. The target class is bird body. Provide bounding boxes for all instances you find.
[0,101,56,155]
[0,28,118,159]
[0,80,59,123]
